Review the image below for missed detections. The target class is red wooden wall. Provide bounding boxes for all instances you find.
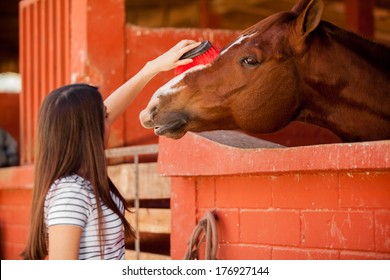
[18,0,127,164]
[123,26,240,147]
[19,0,71,165]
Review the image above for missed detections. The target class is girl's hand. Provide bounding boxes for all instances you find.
[104,40,201,125]
[146,40,201,73]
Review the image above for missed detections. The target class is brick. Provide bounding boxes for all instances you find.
[302,211,374,251]
[2,225,29,244]
[3,243,25,260]
[340,172,390,208]
[272,247,339,260]
[0,189,33,207]
[0,206,31,226]
[196,178,215,208]
[218,244,271,260]
[216,176,272,208]
[215,209,240,244]
[375,211,390,253]
[0,166,34,189]
[195,242,207,260]
[240,210,300,246]
[273,173,339,209]
[340,251,390,260]
[170,177,197,260]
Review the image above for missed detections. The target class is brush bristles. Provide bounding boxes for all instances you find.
[175,46,220,75]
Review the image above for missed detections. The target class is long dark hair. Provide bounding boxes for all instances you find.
[23,84,132,259]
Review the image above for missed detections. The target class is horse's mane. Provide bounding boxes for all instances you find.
[317,21,390,73]
[242,12,297,36]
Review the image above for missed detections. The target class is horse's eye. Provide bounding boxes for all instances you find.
[241,56,259,67]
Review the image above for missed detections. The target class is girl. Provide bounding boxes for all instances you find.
[22,40,200,260]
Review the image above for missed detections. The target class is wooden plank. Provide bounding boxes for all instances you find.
[105,144,159,158]
[126,208,171,234]
[108,163,171,200]
[125,250,170,260]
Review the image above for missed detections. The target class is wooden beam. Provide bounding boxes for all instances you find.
[345,0,374,38]
[126,208,171,234]
[199,0,220,28]
[108,163,171,200]
[105,144,159,158]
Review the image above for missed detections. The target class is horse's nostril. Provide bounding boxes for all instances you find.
[150,106,157,118]
[140,98,160,129]
[139,109,154,128]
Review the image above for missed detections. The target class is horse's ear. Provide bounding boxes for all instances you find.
[291,0,314,14]
[294,0,324,37]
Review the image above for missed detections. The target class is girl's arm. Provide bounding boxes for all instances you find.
[48,225,82,260]
[104,39,201,125]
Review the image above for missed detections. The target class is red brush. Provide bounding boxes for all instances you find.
[175,40,220,75]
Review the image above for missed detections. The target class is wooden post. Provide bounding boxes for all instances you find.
[19,0,126,163]
[70,0,126,148]
[345,0,374,38]
[199,0,220,28]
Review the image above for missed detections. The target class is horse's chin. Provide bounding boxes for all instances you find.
[153,119,187,139]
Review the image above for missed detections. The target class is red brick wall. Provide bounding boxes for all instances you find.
[0,166,33,259]
[160,132,390,260]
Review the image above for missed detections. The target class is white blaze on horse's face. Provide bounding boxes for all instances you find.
[220,32,257,56]
[154,64,208,99]
[139,64,207,128]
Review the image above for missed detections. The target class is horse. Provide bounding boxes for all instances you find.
[139,0,390,142]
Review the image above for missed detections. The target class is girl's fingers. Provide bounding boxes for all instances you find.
[151,40,202,72]
[175,41,202,61]
[176,58,193,66]
[176,39,198,49]
[181,41,201,53]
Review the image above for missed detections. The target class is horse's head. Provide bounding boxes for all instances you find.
[140,0,325,139]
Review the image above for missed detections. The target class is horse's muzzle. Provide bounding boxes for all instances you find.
[154,117,188,137]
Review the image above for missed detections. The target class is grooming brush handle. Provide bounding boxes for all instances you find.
[180,40,212,60]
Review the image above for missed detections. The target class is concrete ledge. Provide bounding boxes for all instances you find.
[158,130,390,176]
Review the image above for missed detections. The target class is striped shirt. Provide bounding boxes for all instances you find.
[44,174,125,260]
